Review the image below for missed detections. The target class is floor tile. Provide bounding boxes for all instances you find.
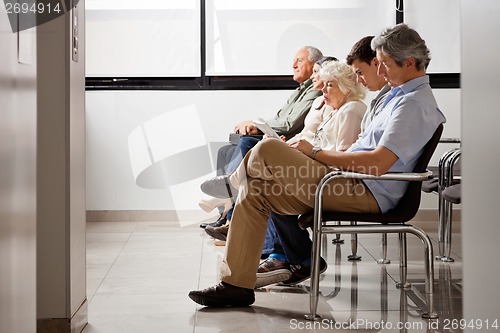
[85,219,464,333]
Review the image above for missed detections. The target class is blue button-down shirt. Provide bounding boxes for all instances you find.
[348,75,446,213]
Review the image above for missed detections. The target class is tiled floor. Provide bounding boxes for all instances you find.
[83,217,462,333]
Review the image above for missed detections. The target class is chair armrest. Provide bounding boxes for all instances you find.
[439,138,461,144]
[298,170,433,230]
[322,170,433,183]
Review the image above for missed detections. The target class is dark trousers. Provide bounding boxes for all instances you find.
[268,212,312,265]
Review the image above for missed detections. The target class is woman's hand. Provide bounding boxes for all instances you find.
[289,139,314,158]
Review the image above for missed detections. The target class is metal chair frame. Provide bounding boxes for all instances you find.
[305,171,439,321]
[437,149,461,262]
[303,124,444,321]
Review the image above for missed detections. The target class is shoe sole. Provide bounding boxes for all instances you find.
[200,216,228,230]
[255,269,292,288]
[188,293,254,307]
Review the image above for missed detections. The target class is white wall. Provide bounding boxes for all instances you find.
[86,88,460,211]
[0,8,37,333]
[461,0,500,327]
[86,90,289,211]
[85,1,462,214]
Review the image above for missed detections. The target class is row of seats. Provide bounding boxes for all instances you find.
[422,140,461,262]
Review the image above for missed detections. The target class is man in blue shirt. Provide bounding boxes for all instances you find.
[189,23,446,308]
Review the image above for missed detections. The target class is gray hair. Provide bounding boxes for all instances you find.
[303,46,323,64]
[320,61,366,101]
[371,23,431,71]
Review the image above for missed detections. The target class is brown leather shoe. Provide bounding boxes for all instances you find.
[188,282,255,307]
[205,222,229,241]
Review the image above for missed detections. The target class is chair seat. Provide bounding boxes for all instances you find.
[442,183,461,204]
[298,206,416,230]
[422,178,439,193]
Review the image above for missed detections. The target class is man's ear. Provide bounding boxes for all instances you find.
[405,57,416,68]
[372,58,379,67]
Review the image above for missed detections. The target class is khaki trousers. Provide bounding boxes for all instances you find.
[220,139,380,289]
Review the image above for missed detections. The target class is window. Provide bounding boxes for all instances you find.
[206,0,395,75]
[86,0,201,77]
[404,0,460,73]
[85,0,460,89]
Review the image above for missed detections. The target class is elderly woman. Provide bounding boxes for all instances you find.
[304,60,367,151]
[286,56,339,144]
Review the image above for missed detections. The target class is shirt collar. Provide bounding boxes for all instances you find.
[394,75,429,95]
[300,78,314,90]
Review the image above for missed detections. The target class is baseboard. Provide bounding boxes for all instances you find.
[37,299,88,333]
[86,210,213,222]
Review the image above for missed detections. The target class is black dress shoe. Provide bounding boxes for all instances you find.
[200,175,238,199]
[199,214,227,229]
[188,282,255,307]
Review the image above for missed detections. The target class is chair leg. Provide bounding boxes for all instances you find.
[305,224,439,320]
[436,185,446,260]
[305,214,323,321]
[398,228,439,319]
[417,229,439,319]
[377,233,391,264]
[440,201,455,262]
[347,221,361,261]
[396,233,411,289]
[332,221,344,244]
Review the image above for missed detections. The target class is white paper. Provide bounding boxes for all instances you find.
[253,118,280,139]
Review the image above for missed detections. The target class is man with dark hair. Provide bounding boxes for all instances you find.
[189,24,445,307]
[346,35,391,132]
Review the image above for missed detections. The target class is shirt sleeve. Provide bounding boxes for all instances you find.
[265,88,322,136]
[379,97,442,164]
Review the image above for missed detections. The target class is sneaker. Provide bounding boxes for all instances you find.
[281,257,328,286]
[255,258,292,288]
[200,175,238,199]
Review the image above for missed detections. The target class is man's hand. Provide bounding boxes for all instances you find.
[234,121,259,135]
[289,139,314,158]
